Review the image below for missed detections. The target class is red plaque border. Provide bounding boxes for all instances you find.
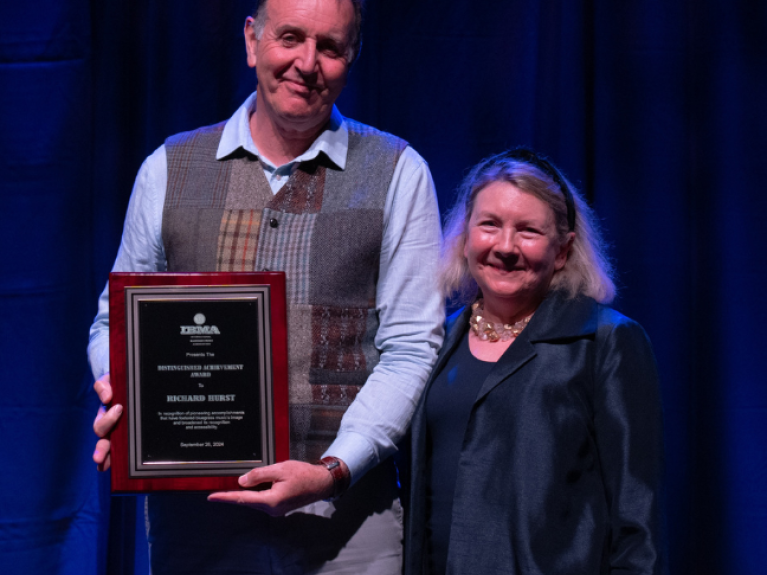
[108,272,289,493]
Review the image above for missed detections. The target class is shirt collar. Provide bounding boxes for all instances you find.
[216,91,348,170]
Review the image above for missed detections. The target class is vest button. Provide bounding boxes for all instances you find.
[269,218,279,228]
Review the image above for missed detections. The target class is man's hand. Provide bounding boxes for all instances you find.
[207,459,347,516]
[92,373,123,471]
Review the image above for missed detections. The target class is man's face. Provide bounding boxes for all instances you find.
[245,0,355,134]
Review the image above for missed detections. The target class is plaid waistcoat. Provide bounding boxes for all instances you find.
[162,120,408,461]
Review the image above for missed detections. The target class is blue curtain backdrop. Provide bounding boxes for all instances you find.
[1,1,765,573]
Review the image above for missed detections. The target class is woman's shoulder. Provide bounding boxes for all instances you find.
[591,301,654,352]
[535,291,650,343]
[445,306,470,334]
[592,300,646,331]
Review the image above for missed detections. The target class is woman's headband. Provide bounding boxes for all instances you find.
[493,147,576,232]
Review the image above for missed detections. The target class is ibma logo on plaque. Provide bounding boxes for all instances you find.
[180,313,221,335]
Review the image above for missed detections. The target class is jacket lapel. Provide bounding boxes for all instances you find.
[474,292,599,403]
[475,333,537,402]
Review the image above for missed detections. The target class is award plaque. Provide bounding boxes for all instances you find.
[108,272,289,493]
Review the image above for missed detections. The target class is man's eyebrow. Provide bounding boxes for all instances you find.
[273,24,306,36]
[272,23,348,45]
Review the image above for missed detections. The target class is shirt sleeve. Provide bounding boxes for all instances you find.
[593,316,665,573]
[87,145,169,380]
[323,146,446,482]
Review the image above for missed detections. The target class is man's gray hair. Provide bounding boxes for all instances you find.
[251,0,364,65]
[440,153,617,305]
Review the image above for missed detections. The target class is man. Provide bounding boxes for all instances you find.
[90,0,444,573]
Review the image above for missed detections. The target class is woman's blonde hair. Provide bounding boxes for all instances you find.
[441,150,616,305]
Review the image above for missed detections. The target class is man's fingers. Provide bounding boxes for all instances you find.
[93,373,112,404]
[238,467,279,488]
[207,490,281,515]
[207,460,337,516]
[207,491,264,505]
[97,452,112,472]
[93,438,112,470]
[93,404,123,438]
[93,404,120,472]
[92,373,117,472]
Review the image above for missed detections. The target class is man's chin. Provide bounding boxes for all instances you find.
[277,107,331,131]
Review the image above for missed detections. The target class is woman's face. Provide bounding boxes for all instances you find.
[463,181,572,318]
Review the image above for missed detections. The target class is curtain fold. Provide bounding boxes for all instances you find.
[0,1,101,573]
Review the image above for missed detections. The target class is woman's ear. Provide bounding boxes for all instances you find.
[555,232,575,270]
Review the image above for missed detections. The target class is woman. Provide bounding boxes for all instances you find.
[405,149,664,574]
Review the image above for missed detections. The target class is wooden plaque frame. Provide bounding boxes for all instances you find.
[108,272,289,493]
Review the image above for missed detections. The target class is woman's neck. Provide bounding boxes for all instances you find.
[480,294,541,326]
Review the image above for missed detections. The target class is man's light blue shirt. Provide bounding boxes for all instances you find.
[88,93,445,482]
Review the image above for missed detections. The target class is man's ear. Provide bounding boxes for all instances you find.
[244,16,258,69]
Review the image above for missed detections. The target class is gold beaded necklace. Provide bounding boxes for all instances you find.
[469,299,532,342]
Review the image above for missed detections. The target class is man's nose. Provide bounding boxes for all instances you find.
[295,41,318,75]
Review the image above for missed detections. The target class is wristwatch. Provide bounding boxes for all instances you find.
[319,456,351,501]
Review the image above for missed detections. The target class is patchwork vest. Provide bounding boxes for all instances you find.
[162,120,407,461]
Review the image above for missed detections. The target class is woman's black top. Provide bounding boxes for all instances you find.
[424,331,495,575]
[405,294,664,575]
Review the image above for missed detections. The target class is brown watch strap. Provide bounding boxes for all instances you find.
[319,456,351,500]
